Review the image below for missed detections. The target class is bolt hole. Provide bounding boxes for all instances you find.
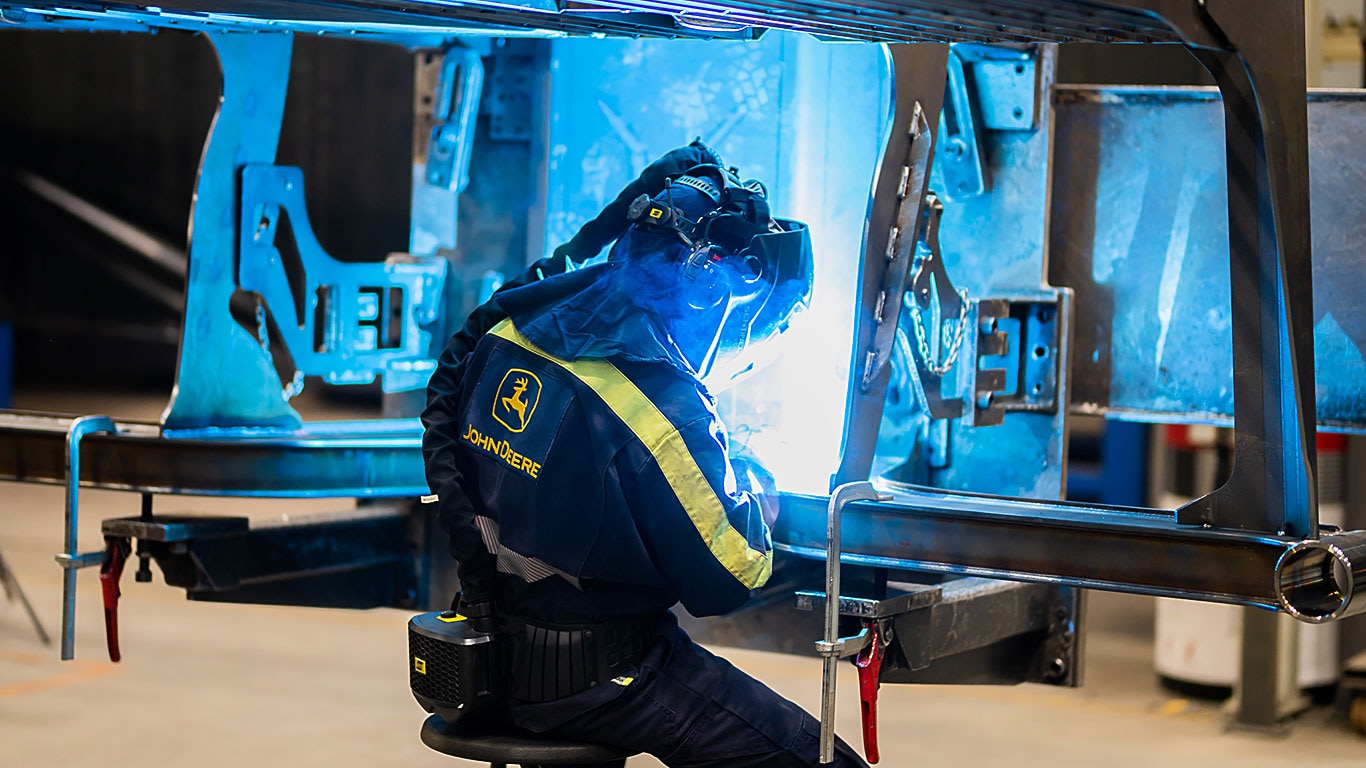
[1015,63,1026,75]
[1013,106,1025,120]
[1032,344,1048,359]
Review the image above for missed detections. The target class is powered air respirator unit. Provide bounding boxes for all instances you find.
[408,611,503,723]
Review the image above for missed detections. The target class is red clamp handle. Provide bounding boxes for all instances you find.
[98,537,130,663]
[854,621,884,764]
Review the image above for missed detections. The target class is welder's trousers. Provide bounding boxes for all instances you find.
[507,622,869,768]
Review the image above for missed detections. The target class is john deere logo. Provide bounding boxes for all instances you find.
[493,369,541,433]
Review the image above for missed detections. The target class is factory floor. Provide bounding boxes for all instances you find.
[2,390,1364,767]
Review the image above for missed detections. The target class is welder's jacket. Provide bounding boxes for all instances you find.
[421,261,773,623]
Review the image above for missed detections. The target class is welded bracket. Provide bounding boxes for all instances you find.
[835,43,949,489]
[160,32,298,431]
[955,43,1039,132]
[412,44,484,256]
[898,193,1066,428]
[936,50,988,201]
[935,43,1040,201]
[957,291,1069,427]
[237,164,447,393]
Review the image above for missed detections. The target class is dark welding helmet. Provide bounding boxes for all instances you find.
[613,164,814,387]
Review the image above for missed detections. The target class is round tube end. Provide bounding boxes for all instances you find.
[1275,534,1366,623]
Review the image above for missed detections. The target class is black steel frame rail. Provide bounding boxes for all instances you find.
[774,486,1364,622]
[0,412,427,497]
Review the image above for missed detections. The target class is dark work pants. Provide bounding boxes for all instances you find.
[508,624,868,768]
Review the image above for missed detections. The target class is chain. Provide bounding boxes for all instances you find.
[908,288,970,377]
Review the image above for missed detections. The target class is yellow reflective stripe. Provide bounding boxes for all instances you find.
[491,320,771,588]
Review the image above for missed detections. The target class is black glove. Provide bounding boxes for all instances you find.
[554,139,724,264]
[450,591,498,634]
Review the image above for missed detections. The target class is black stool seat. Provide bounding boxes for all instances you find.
[420,715,636,766]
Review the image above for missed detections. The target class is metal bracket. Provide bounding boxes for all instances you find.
[834,43,949,488]
[238,164,447,393]
[424,47,484,191]
[956,292,1068,427]
[936,49,989,202]
[485,39,537,141]
[955,43,1039,131]
[412,44,484,257]
[796,583,943,620]
[161,32,298,431]
[904,194,969,421]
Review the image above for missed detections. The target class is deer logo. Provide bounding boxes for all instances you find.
[493,368,541,433]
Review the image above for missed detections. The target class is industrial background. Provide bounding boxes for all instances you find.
[2,0,1366,765]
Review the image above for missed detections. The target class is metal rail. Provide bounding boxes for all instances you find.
[0,412,426,498]
[776,485,1366,623]
[1,0,1187,42]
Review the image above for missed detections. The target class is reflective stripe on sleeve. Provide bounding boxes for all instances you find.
[491,319,771,589]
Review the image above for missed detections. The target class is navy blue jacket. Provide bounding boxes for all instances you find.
[421,261,772,623]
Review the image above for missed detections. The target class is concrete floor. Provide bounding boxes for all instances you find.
[2,390,1365,767]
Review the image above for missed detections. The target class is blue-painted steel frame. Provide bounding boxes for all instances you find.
[161,32,302,430]
[238,164,447,393]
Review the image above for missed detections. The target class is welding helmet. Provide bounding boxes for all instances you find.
[609,164,814,387]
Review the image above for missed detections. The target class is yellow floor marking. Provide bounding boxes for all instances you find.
[0,649,46,665]
[0,660,122,699]
[1157,699,1190,716]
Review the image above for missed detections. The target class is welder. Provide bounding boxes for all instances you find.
[422,141,867,767]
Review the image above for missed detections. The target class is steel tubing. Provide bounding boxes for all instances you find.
[775,484,1366,624]
[0,412,428,498]
[1276,531,1366,623]
[58,415,116,660]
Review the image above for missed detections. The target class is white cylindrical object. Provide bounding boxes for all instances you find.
[1153,429,1345,693]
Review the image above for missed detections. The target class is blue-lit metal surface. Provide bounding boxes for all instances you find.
[878,46,1071,501]
[161,32,302,430]
[835,43,951,488]
[238,164,447,392]
[935,49,989,202]
[544,33,889,494]
[412,45,484,256]
[1052,87,1366,433]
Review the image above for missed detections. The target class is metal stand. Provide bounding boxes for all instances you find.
[0,545,50,645]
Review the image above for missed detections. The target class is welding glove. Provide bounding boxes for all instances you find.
[730,450,780,529]
[552,138,726,264]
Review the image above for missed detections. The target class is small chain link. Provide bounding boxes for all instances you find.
[908,288,970,377]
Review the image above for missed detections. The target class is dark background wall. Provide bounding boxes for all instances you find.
[0,31,414,388]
